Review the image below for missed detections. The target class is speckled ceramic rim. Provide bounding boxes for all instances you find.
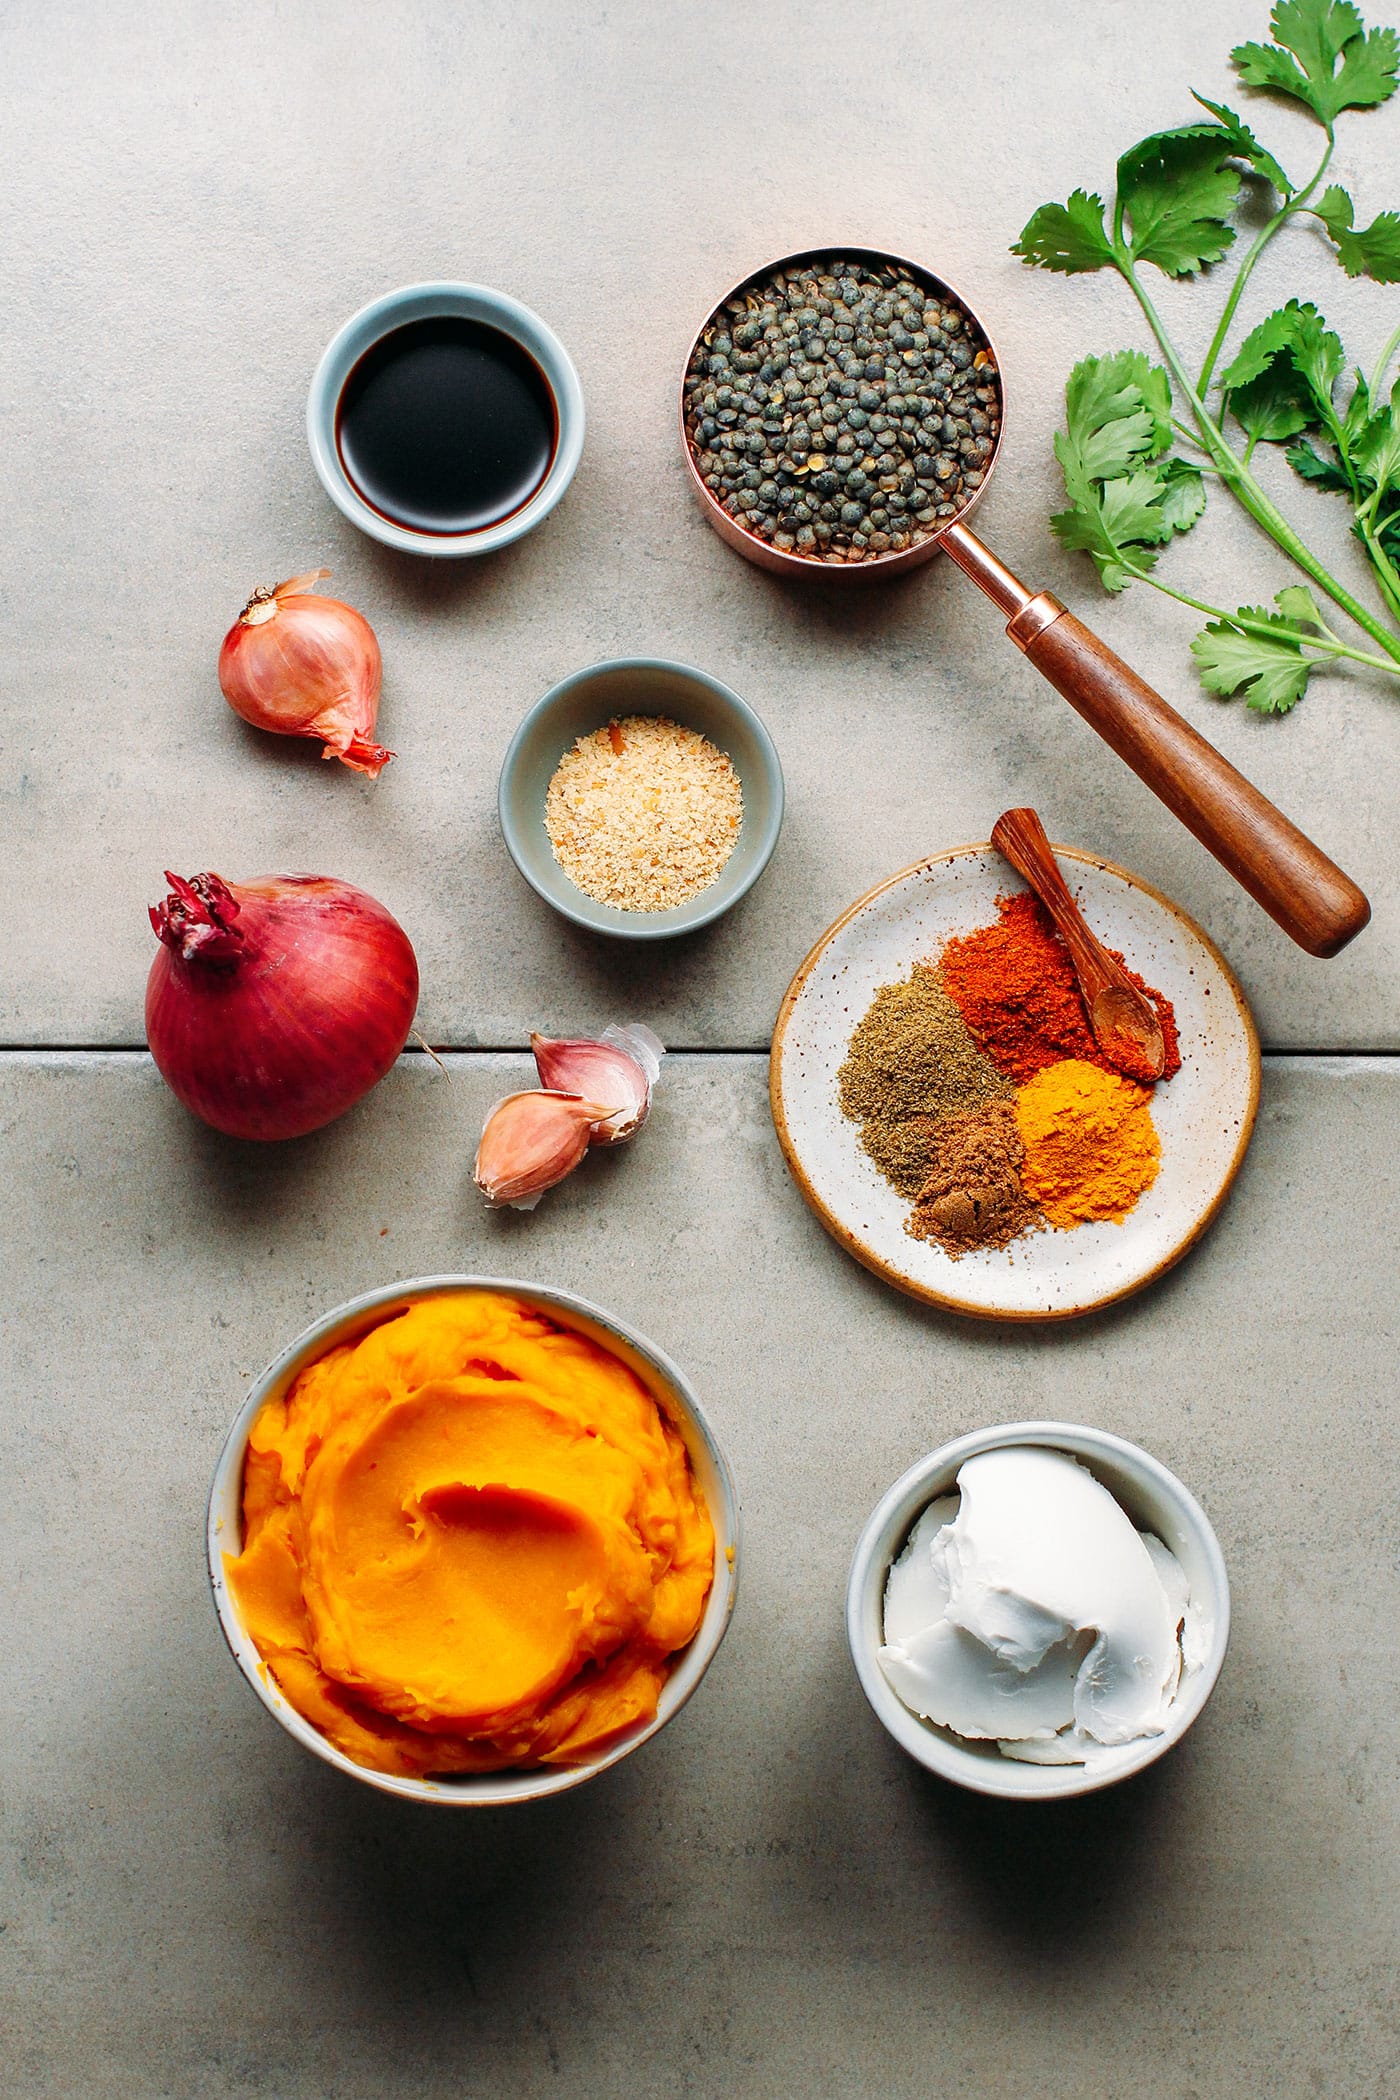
[497,656,785,940]
[770,843,1262,1322]
[846,1420,1232,1800]
[207,1275,740,1806]
[307,281,585,557]
[679,242,1006,578]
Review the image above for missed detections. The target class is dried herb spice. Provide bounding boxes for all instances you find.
[837,888,1182,1258]
[837,966,1010,1198]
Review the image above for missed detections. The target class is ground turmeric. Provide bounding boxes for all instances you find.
[1014,1058,1160,1228]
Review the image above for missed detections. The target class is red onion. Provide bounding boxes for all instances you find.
[218,568,393,777]
[146,871,418,1140]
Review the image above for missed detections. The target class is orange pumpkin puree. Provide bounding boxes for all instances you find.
[226,1292,715,1776]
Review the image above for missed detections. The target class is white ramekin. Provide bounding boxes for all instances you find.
[846,1420,1230,1800]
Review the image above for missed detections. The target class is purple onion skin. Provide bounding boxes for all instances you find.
[145,871,419,1141]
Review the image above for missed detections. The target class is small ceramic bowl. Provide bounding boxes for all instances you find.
[208,1275,740,1806]
[847,1421,1230,1800]
[498,657,784,939]
[306,281,585,557]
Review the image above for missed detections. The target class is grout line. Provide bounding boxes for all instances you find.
[1,1044,1398,1060]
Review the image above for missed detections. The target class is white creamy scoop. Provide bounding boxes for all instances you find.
[879,1447,1206,1765]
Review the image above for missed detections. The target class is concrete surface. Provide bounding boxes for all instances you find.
[3,1052,1398,2099]
[3,0,1400,1050]
[4,3,1399,2095]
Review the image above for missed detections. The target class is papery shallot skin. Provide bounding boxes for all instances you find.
[146,871,418,1140]
[218,569,393,776]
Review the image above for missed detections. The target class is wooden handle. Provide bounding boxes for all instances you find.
[991,806,1121,1001]
[1018,606,1370,958]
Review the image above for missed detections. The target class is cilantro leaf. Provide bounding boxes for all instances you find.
[1219,299,1328,389]
[1343,364,1378,442]
[1351,392,1400,487]
[1097,468,1183,547]
[1275,582,1331,625]
[1233,0,1399,125]
[1064,349,1173,472]
[1219,300,1346,436]
[1286,436,1355,487]
[1012,191,1116,273]
[1050,352,1205,588]
[1314,184,1400,277]
[1191,604,1315,711]
[1158,456,1209,531]
[1278,0,1400,111]
[1190,92,1295,192]
[1117,129,1240,275]
[1288,308,1348,406]
[1229,362,1315,441]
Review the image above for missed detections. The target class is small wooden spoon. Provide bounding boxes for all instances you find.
[991,807,1167,1084]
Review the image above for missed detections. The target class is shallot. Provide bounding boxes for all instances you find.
[146,870,418,1140]
[218,568,393,775]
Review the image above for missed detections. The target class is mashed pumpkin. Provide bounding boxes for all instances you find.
[227,1292,715,1776]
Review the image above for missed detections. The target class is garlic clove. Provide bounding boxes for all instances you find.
[473,1091,613,1210]
[531,1024,665,1146]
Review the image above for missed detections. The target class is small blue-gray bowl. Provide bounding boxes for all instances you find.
[306,281,585,557]
[498,658,784,940]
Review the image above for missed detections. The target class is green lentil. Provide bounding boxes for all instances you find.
[685,254,1001,564]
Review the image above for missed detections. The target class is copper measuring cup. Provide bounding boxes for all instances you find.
[680,244,1369,958]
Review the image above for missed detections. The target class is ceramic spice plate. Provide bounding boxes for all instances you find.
[770,845,1261,1321]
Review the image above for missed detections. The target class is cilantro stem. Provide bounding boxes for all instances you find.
[1357,521,1400,622]
[1196,132,1335,397]
[1369,318,1400,400]
[1120,251,1400,664]
[1119,558,1400,675]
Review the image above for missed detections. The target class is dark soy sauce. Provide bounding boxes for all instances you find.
[335,316,557,535]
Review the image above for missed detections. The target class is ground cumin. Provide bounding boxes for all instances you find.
[906,1100,1044,1257]
[940,892,1181,1086]
[837,967,1011,1198]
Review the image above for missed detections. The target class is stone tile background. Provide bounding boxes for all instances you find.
[3,2,1399,2095]
[2,0,1398,1048]
[4,1054,1399,2099]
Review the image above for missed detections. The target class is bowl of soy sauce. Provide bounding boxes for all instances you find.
[307,282,585,557]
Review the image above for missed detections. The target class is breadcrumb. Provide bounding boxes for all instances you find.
[544,715,744,911]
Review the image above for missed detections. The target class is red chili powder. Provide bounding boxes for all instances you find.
[939,892,1181,1086]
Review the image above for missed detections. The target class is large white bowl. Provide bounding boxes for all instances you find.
[846,1421,1230,1800]
[208,1276,739,1805]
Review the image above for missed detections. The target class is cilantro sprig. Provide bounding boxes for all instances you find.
[1014,0,1400,712]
